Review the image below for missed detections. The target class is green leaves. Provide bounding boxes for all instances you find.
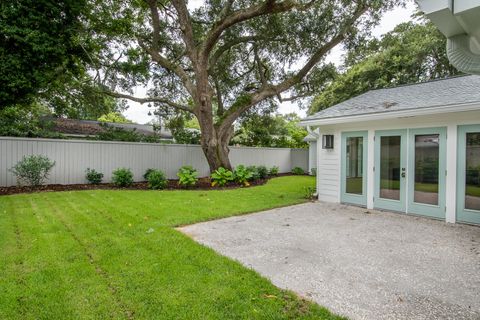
[309,20,461,114]
[234,165,254,187]
[210,167,234,187]
[177,166,199,188]
[10,155,56,187]
[0,0,88,107]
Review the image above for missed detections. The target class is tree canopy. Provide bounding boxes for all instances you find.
[232,113,308,148]
[309,20,460,114]
[83,0,404,170]
[0,0,88,107]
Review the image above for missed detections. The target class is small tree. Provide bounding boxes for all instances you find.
[10,155,55,186]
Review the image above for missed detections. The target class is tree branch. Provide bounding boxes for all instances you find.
[209,35,261,69]
[104,90,194,113]
[146,0,162,50]
[137,39,195,95]
[218,4,368,134]
[201,0,313,62]
[171,0,197,64]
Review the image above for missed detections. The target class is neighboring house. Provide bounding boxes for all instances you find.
[417,0,480,75]
[300,75,480,225]
[50,118,173,140]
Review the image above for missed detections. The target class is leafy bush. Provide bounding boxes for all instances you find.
[246,165,260,181]
[234,165,254,186]
[303,186,316,200]
[211,167,234,187]
[310,168,317,177]
[256,165,269,179]
[292,167,305,175]
[85,168,103,184]
[143,168,155,180]
[147,170,168,190]
[112,168,134,187]
[177,166,198,187]
[269,166,279,176]
[10,155,55,186]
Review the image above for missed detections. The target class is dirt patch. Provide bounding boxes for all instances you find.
[0,174,300,196]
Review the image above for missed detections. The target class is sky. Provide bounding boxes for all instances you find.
[123,1,417,124]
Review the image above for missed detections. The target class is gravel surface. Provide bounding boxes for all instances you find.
[180,202,480,320]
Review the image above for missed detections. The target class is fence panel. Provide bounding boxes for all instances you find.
[0,137,308,186]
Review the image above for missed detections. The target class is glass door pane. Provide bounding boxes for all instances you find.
[346,137,363,195]
[341,131,368,206]
[414,134,439,205]
[466,133,480,211]
[380,136,401,200]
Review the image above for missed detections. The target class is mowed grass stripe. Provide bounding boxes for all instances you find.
[0,177,345,320]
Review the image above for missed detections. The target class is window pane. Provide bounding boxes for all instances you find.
[466,133,480,211]
[414,135,439,205]
[380,136,401,200]
[346,137,363,195]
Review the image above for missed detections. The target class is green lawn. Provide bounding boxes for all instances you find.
[0,176,343,320]
[466,184,480,197]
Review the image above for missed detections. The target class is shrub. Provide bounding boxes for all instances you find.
[211,167,234,187]
[256,165,269,179]
[143,168,155,180]
[303,186,316,200]
[147,170,168,190]
[234,165,253,186]
[112,168,134,187]
[310,168,317,177]
[10,155,55,186]
[269,166,279,176]
[177,166,198,187]
[246,165,260,181]
[292,167,305,175]
[85,168,103,184]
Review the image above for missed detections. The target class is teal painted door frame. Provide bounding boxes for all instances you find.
[374,129,407,212]
[407,127,447,219]
[457,124,480,225]
[340,131,368,206]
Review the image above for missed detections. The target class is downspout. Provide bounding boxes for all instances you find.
[447,34,480,75]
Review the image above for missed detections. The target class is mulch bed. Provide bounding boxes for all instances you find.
[0,176,280,196]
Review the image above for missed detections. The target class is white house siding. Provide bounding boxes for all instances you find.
[315,108,480,223]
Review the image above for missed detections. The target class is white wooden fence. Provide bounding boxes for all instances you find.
[0,137,308,187]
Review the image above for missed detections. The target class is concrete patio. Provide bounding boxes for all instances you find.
[179,202,480,320]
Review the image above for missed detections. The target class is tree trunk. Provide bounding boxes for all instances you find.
[200,126,233,172]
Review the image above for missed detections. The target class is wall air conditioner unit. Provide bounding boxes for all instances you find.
[322,135,334,149]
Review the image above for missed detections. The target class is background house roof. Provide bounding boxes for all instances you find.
[50,118,173,139]
[303,75,480,122]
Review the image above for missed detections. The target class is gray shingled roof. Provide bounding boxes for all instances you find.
[304,75,480,121]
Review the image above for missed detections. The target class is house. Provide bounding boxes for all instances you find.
[50,118,173,140]
[300,75,480,225]
[416,0,480,75]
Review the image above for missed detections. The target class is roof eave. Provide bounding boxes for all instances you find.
[299,102,480,127]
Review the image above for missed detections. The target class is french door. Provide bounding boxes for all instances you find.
[341,131,368,206]
[457,125,480,224]
[374,128,446,218]
[407,128,446,219]
[374,130,407,212]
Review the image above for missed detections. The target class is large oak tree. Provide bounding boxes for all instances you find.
[91,0,404,171]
